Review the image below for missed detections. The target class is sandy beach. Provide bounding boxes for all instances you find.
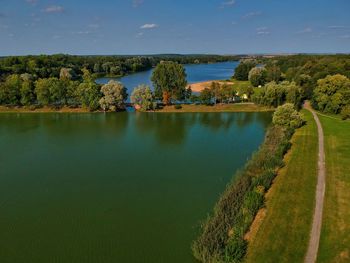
[187,80,234,92]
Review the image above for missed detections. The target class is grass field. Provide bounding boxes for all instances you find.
[245,109,318,263]
[156,103,273,113]
[317,115,350,263]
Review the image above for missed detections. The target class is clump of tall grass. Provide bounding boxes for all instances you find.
[192,105,302,263]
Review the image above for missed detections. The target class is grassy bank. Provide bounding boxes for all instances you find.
[317,115,350,263]
[245,109,318,262]
[192,116,295,262]
[0,106,93,113]
[156,103,273,113]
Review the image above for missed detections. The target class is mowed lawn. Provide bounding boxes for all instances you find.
[245,109,318,263]
[317,115,350,263]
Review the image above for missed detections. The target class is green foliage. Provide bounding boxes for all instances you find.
[130,84,154,111]
[34,77,65,106]
[313,74,350,114]
[151,61,187,105]
[252,81,303,108]
[174,104,182,110]
[199,88,213,105]
[341,105,350,120]
[20,80,35,106]
[0,74,22,105]
[99,80,128,111]
[193,124,295,263]
[234,61,256,81]
[77,80,101,111]
[249,67,267,87]
[266,64,282,82]
[272,103,304,130]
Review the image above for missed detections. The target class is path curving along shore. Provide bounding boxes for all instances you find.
[304,102,326,263]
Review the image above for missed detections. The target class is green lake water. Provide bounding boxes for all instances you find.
[0,112,271,263]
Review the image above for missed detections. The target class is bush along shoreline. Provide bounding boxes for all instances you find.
[192,103,303,263]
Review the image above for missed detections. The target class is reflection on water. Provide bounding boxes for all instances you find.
[0,112,271,263]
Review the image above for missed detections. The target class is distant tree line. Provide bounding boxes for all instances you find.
[0,54,240,80]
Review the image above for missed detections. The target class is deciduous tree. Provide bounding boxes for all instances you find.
[151,61,187,105]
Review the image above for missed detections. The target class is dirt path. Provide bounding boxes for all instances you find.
[304,102,326,263]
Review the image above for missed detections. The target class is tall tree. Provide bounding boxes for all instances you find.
[20,79,35,106]
[151,61,187,105]
[0,74,22,105]
[249,67,268,87]
[99,80,128,111]
[234,61,256,81]
[313,74,350,114]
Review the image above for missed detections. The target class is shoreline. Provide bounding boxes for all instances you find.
[0,104,274,114]
[155,103,274,113]
[0,106,95,113]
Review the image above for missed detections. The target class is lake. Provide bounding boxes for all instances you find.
[96,61,239,94]
[0,112,271,263]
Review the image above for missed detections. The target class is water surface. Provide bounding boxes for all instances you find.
[96,61,239,94]
[0,112,271,263]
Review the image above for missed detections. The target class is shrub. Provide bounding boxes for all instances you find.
[174,104,182,110]
[272,103,304,130]
[192,121,296,263]
[131,84,154,111]
[341,105,350,120]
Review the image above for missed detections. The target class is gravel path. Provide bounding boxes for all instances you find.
[304,103,326,263]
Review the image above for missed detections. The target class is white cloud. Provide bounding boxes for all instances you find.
[257,31,270,35]
[220,0,235,8]
[75,31,91,35]
[242,11,262,19]
[140,23,158,29]
[136,32,144,38]
[25,0,38,5]
[88,24,100,29]
[328,25,346,29]
[43,5,64,13]
[133,0,144,8]
[297,27,312,34]
[256,27,267,31]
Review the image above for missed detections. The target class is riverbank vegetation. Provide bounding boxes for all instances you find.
[192,104,303,263]
[245,109,318,263]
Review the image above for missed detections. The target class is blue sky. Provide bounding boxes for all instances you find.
[0,0,349,55]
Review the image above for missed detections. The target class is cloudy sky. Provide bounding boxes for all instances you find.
[0,0,349,55]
